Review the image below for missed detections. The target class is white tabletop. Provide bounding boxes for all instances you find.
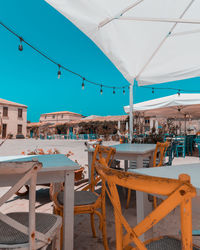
[129,163,200,190]
[111,143,156,154]
[0,154,79,171]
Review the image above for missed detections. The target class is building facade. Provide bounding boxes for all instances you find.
[40,111,83,124]
[0,98,27,138]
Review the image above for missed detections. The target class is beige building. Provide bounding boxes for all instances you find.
[0,98,27,138]
[40,111,83,124]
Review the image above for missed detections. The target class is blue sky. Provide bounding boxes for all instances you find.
[0,0,200,122]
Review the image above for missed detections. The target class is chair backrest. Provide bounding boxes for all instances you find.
[0,160,46,249]
[90,145,116,192]
[153,142,170,167]
[95,161,196,250]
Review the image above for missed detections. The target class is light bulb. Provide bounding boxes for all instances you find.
[100,85,103,95]
[57,65,61,79]
[18,38,23,51]
[82,78,85,90]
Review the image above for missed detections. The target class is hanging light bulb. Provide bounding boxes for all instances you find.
[82,78,85,90]
[113,87,115,94]
[18,38,23,51]
[100,85,103,95]
[152,88,154,94]
[123,87,125,94]
[57,65,61,79]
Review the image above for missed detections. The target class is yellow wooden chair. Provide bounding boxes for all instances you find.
[53,145,116,249]
[95,160,198,250]
[126,141,170,209]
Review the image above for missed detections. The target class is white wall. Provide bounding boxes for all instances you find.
[0,105,27,138]
[40,113,82,124]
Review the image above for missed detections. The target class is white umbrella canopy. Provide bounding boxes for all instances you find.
[124,93,200,118]
[45,0,200,140]
[45,0,200,85]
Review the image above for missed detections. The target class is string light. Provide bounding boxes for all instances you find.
[1,21,200,96]
[82,77,85,90]
[0,21,129,93]
[57,64,61,79]
[141,85,200,94]
[100,85,103,95]
[18,37,23,51]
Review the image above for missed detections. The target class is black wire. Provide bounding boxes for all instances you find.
[140,85,200,93]
[0,21,128,89]
[1,20,200,93]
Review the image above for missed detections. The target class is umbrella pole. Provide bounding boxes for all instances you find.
[129,80,134,143]
[184,114,187,135]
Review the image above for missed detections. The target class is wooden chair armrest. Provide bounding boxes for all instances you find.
[52,191,63,210]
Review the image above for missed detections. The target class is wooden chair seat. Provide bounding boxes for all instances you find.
[146,236,200,250]
[145,236,200,249]
[57,190,98,206]
[0,212,61,247]
[53,145,116,250]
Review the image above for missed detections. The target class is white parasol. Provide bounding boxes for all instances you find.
[45,0,200,140]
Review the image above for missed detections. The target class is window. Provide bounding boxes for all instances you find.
[61,114,63,118]
[3,107,8,117]
[145,119,150,124]
[52,115,55,119]
[18,108,23,118]
[17,124,22,134]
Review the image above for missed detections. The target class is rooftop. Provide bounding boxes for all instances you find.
[0,98,27,108]
[41,111,83,116]
[69,115,128,124]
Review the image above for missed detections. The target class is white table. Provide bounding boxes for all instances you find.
[0,154,79,250]
[130,163,200,191]
[129,163,200,239]
[88,143,156,240]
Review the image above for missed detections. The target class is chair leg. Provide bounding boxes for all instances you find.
[54,228,61,250]
[101,191,109,250]
[153,196,157,209]
[126,189,131,209]
[90,213,97,237]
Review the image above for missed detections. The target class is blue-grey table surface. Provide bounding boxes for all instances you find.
[87,143,156,154]
[0,154,79,171]
[129,163,200,190]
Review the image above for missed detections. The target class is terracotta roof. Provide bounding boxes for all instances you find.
[27,122,53,128]
[0,98,27,108]
[28,115,128,128]
[65,115,128,125]
[27,122,42,128]
[41,111,82,116]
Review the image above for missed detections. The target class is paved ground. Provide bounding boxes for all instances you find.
[0,139,200,249]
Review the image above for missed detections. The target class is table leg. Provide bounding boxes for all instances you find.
[88,152,93,182]
[63,170,74,250]
[124,160,128,171]
[149,151,154,168]
[136,156,152,241]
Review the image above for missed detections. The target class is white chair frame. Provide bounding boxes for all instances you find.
[0,160,61,250]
